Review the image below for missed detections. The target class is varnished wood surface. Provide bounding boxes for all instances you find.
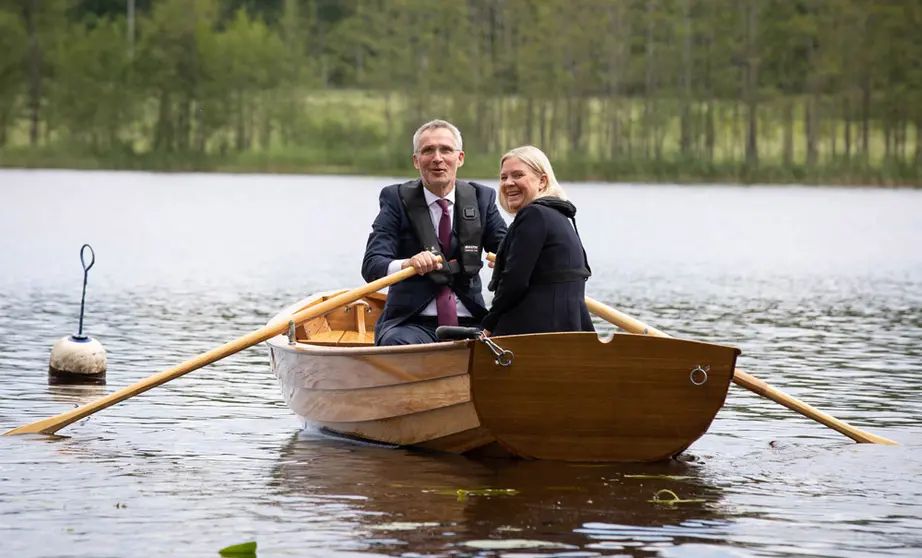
[305,330,344,345]
[325,298,384,333]
[313,402,482,446]
[270,339,471,390]
[266,289,744,461]
[268,290,385,344]
[286,375,471,422]
[470,331,740,462]
[267,290,486,450]
[414,427,501,454]
[583,297,899,445]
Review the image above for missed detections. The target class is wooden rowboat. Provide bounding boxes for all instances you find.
[266,290,741,462]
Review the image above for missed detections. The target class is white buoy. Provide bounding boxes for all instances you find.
[49,335,107,384]
[49,244,107,385]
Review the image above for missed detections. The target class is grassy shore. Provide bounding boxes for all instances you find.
[1,90,918,186]
[1,144,918,186]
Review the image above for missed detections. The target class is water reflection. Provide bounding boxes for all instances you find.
[270,431,732,555]
[47,384,107,406]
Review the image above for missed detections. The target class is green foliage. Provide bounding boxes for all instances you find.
[51,17,137,150]
[0,9,27,145]
[0,0,919,185]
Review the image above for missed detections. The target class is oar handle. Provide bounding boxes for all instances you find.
[4,263,426,436]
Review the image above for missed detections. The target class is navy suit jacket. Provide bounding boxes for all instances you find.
[362,179,507,340]
[481,200,594,336]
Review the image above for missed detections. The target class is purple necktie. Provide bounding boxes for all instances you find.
[435,199,458,327]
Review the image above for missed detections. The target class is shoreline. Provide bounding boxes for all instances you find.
[1,150,918,188]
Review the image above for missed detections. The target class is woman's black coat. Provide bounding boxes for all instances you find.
[482,197,595,336]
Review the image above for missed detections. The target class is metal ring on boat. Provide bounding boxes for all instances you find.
[690,365,709,386]
[480,336,514,367]
[496,349,514,367]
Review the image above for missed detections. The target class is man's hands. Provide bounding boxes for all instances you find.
[402,251,443,275]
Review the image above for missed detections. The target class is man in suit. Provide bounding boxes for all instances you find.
[362,120,507,345]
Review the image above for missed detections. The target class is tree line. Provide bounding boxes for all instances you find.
[0,0,919,185]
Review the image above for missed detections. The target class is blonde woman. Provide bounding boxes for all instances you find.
[482,146,594,336]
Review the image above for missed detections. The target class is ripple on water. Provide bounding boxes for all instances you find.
[2,174,921,557]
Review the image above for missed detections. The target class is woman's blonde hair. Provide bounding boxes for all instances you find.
[498,145,567,214]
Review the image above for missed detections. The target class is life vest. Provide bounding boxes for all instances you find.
[398,179,484,286]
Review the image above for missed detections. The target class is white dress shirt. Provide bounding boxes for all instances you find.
[386,186,473,317]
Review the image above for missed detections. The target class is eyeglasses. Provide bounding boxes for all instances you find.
[416,146,458,157]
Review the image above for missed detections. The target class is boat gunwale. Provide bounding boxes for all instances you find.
[265,290,473,356]
[265,290,741,358]
[267,334,472,356]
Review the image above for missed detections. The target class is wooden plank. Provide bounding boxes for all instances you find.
[272,340,471,389]
[300,317,332,340]
[290,375,471,422]
[354,303,367,337]
[415,426,499,454]
[315,402,481,446]
[339,331,374,346]
[469,332,739,462]
[326,298,384,331]
[302,330,344,346]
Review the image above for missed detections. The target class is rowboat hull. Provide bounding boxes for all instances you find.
[267,291,740,462]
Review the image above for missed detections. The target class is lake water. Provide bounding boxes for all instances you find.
[1,169,921,557]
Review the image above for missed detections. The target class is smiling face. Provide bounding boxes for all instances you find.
[413,127,464,196]
[500,156,547,214]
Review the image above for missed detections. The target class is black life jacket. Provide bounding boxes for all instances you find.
[398,179,484,286]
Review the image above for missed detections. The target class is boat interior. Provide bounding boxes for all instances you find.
[291,291,387,347]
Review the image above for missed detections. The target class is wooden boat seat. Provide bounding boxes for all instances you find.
[299,330,375,347]
[339,331,374,345]
[295,297,378,347]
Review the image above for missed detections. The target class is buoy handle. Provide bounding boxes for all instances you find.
[75,244,96,340]
[80,244,95,273]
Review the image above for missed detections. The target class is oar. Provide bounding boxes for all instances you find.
[583,299,898,445]
[484,253,897,445]
[4,265,423,436]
